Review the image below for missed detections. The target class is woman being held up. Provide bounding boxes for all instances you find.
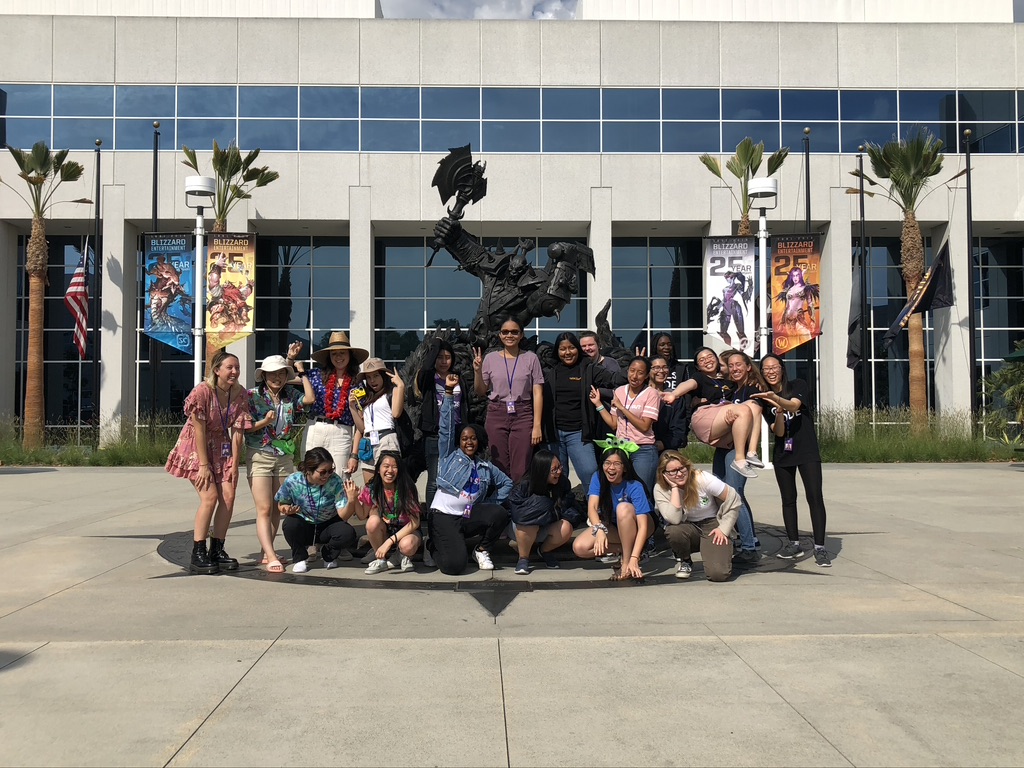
[474,315,544,481]
[751,354,831,567]
[275,447,359,573]
[353,450,422,575]
[655,451,741,582]
[589,356,661,494]
[348,357,406,485]
[245,345,315,573]
[428,374,513,575]
[572,442,652,581]
[166,350,253,575]
[507,449,583,575]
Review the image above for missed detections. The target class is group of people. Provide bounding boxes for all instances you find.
[165,318,830,581]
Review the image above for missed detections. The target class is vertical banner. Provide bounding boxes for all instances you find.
[703,236,756,356]
[205,233,256,349]
[771,234,822,355]
[143,233,194,355]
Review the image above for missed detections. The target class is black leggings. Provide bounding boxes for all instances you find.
[773,461,826,547]
[427,503,509,575]
[282,514,357,564]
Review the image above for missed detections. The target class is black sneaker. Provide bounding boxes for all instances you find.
[537,547,560,569]
[813,547,832,567]
[514,558,531,575]
[733,549,760,565]
[777,541,804,560]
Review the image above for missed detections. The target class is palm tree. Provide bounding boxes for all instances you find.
[181,141,279,232]
[1,142,88,450]
[700,137,789,236]
[848,128,966,430]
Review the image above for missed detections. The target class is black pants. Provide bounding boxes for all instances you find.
[428,503,509,575]
[774,461,827,547]
[424,435,440,504]
[282,514,357,564]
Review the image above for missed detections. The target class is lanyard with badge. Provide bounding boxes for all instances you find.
[214,389,233,458]
[303,477,325,523]
[503,354,520,414]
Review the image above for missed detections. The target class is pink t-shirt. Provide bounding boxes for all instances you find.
[481,350,544,403]
[613,385,660,445]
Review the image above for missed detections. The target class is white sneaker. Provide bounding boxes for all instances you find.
[422,547,435,568]
[325,559,340,569]
[473,549,494,570]
[292,560,309,574]
[399,555,414,572]
[675,559,692,580]
[597,553,621,565]
[746,452,764,469]
[364,558,393,575]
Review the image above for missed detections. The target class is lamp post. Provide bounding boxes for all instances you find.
[185,175,215,385]
[748,176,778,465]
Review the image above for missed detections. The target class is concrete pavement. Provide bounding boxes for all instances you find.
[0,463,1022,766]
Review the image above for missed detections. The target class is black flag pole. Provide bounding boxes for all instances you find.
[803,127,811,233]
[92,139,102,435]
[150,121,161,439]
[963,129,978,419]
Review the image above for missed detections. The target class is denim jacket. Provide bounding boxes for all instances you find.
[435,393,512,503]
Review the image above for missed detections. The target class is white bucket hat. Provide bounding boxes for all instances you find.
[255,354,295,383]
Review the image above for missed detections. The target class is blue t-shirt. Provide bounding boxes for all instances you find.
[275,472,347,524]
[587,474,651,517]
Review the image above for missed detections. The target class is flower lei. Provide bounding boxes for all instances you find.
[594,433,640,456]
[324,371,352,420]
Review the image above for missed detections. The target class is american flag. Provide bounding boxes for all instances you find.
[64,253,90,359]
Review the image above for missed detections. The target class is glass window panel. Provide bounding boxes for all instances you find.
[116,86,175,117]
[3,117,51,149]
[841,90,897,121]
[422,87,479,119]
[426,266,481,297]
[783,122,838,152]
[899,90,955,122]
[721,121,779,151]
[0,84,51,116]
[958,90,1014,122]
[609,299,648,329]
[662,88,719,120]
[377,241,425,266]
[254,331,312,363]
[612,240,648,266]
[841,122,898,152]
[255,298,312,331]
[361,120,419,151]
[310,269,349,298]
[781,89,838,120]
[176,118,236,148]
[612,267,651,296]
[426,299,478,327]
[483,87,540,120]
[722,89,779,120]
[310,298,350,330]
[422,120,480,153]
[379,267,424,298]
[300,86,359,118]
[239,86,297,118]
[116,118,169,150]
[361,87,418,119]
[482,120,540,152]
[238,119,297,151]
[300,119,358,151]
[177,86,236,118]
[542,88,600,120]
[54,85,113,117]
[376,298,423,328]
[53,118,113,150]
[963,123,1014,153]
[662,121,719,153]
[979,298,1024,327]
[602,121,659,152]
[375,330,423,364]
[603,88,659,120]
[542,121,600,152]
[649,268,686,298]
[312,239,349,268]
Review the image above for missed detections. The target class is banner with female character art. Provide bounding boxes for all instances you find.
[205,233,255,349]
[703,236,756,356]
[771,234,822,355]
[143,233,194,355]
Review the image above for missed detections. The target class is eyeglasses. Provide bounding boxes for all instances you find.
[313,467,335,476]
[762,366,782,373]
[664,467,688,476]
[499,329,521,336]
[650,365,669,371]
[549,465,563,475]
[603,460,624,468]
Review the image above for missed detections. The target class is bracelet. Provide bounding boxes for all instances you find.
[630,555,639,560]
[595,405,605,412]
[297,370,308,377]
[287,357,296,362]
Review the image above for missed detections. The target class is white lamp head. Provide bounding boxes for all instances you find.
[184,175,215,209]
[747,177,778,201]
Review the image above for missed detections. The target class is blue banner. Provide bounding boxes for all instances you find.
[143,233,194,355]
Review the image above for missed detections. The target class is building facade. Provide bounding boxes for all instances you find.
[1,2,1022,442]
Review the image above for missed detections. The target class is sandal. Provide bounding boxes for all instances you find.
[266,560,285,573]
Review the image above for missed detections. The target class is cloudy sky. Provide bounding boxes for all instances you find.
[379,0,578,19]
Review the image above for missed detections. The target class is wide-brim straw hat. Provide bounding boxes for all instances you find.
[312,331,369,367]
[357,357,388,381]
[255,354,295,383]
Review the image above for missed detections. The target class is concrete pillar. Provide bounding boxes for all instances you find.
[587,186,612,329]
[819,187,855,412]
[349,186,374,351]
[931,193,972,418]
[98,185,139,446]
[0,221,18,418]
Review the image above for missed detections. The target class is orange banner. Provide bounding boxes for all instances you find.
[771,234,821,355]
[205,233,255,349]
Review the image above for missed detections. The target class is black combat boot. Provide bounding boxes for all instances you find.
[190,539,219,575]
[209,538,238,571]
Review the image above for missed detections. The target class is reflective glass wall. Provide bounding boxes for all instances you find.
[976,238,1024,426]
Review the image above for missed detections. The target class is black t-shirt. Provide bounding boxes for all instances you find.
[692,372,734,407]
[761,378,821,467]
[663,361,691,392]
[553,362,583,431]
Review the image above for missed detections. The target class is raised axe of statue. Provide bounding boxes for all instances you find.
[426,144,487,268]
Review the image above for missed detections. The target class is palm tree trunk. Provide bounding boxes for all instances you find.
[23,217,48,450]
[212,219,227,233]
[901,211,927,434]
[737,215,752,237]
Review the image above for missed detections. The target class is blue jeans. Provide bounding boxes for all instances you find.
[551,429,599,489]
[631,444,659,499]
[714,447,757,551]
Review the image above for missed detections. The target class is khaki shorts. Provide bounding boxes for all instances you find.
[360,432,402,472]
[246,449,295,479]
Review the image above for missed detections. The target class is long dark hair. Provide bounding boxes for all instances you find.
[553,332,584,366]
[367,450,421,519]
[362,367,396,408]
[597,448,644,522]
[760,354,792,397]
[298,447,334,473]
[527,449,559,496]
[727,351,768,391]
